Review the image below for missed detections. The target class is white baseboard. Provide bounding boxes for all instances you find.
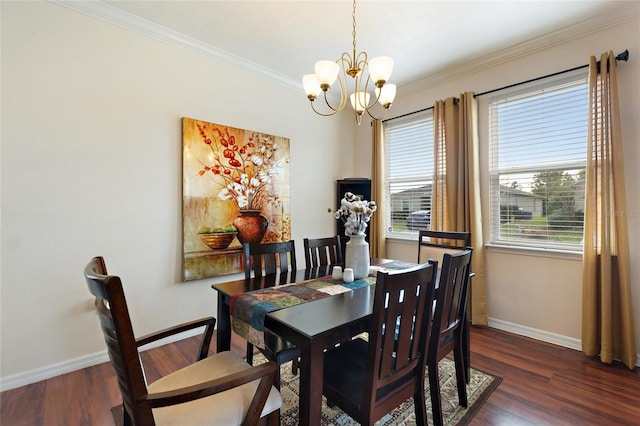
[487,317,640,367]
[0,328,202,392]
[487,317,582,350]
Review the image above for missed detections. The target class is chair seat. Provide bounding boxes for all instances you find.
[149,351,282,425]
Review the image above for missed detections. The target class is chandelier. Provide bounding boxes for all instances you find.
[302,0,396,124]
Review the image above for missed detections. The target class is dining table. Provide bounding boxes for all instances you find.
[211,258,471,426]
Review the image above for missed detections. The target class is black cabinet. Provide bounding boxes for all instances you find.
[336,178,372,253]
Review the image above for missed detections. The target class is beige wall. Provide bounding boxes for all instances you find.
[0,1,353,388]
[356,19,640,358]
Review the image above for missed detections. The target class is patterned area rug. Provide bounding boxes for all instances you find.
[260,354,501,426]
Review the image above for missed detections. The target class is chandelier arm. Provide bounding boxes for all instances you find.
[364,106,387,121]
[310,99,339,117]
[352,54,375,110]
[356,52,381,110]
[321,91,340,113]
[337,56,353,111]
[363,72,381,109]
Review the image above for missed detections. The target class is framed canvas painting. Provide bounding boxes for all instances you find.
[182,117,290,281]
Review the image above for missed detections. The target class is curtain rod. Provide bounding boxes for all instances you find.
[383,49,629,123]
[474,49,629,98]
[382,105,434,123]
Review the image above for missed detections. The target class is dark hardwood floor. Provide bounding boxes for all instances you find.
[1,326,639,425]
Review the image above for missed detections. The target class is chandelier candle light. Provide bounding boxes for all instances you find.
[332,191,377,279]
[303,0,396,124]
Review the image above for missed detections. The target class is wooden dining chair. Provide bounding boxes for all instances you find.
[417,229,471,264]
[418,229,473,384]
[243,240,297,280]
[84,256,282,426]
[322,261,438,425]
[427,248,473,426]
[242,241,300,389]
[303,236,342,268]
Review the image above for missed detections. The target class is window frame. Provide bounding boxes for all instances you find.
[383,110,434,240]
[488,70,589,253]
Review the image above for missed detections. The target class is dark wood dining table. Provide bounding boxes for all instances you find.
[211,259,471,426]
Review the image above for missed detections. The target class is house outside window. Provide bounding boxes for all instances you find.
[384,110,434,238]
[489,71,588,251]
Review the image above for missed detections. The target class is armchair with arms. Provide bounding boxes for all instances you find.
[84,256,282,426]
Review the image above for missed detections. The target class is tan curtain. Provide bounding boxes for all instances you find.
[370,119,386,258]
[433,93,487,325]
[582,51,636,369]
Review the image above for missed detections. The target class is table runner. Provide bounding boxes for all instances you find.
[231,260,417,349]
[231,275,376,348]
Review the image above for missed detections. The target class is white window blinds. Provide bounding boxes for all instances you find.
[384,111,434,237]
[488,72,588,251]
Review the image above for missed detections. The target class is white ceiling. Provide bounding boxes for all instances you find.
[62,1,637,91]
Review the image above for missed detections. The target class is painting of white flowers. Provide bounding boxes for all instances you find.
[182,117,290,281]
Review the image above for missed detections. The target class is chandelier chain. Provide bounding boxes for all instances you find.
[352,0,357,59]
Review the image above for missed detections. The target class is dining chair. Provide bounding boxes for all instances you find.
[83,256,282,426]
[243,240,297,280]
[322,261,438,425]
[242,241,300,389]
[418,229,473,384]
[417,229,471,264]
[427,248,473,426]
[303,236,342,268]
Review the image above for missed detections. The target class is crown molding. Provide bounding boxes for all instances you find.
[400,2,639,96]
[51,0,302,92]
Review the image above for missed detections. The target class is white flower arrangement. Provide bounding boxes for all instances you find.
[332,192,377,236]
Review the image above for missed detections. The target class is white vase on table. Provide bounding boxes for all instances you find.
[344,233,370,279]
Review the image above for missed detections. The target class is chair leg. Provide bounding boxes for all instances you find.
[291,357,299,375]
[453,346,468,407]
[274,362,281,390]
[428,359,444,426]
[414,381,428,426]
[247,343,254,365]
[265,409,281,426]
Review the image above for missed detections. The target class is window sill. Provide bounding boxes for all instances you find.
[485,243,582,260]
[385,233,419,244]
[386,236,583,260]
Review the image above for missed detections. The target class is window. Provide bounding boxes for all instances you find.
[489,71,588,251]
[384,110,434,238]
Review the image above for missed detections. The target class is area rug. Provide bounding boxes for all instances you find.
[112,356,500,426]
